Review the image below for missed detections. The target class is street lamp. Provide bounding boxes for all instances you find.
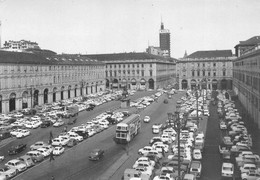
[80,80,85,96]
[168,109,187,180]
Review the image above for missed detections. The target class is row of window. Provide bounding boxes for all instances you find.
[183,62,230,68]
[191,70,226,77]
[106,70,150,77]
[233,71,260,92]
[0,64,104,74]
[234,56,260,68]
[106,63,150,69]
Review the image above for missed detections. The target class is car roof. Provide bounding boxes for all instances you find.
[223,162,233,167]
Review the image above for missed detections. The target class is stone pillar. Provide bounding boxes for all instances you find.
[48,93,53,104]
[16,98,21,111]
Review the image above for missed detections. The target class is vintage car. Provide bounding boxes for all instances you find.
[89,148,104,161]
[8,144,27,155]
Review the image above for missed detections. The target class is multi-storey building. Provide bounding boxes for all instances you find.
[0,50,105,114]
[159,22,171,57]
[84,52,176,90]
[233,36,260,128]
[2,40,40,51]
[177,50,235,90]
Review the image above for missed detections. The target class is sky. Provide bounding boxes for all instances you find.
[0,0,260,58]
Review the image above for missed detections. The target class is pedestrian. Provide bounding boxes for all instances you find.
[51,176,55,180]
[162,148,165,157]
[50,131,53,140]
[63,126,67,133]
[49,151,55,162]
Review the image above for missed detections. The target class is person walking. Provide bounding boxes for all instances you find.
[49,151,55,162]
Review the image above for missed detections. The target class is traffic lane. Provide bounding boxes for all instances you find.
[108,92,186,180]
[201,92,222,180]
[0,91,152,165]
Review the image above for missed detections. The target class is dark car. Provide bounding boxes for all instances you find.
[106,117,117,125]
[0,131,11,140]
[40,120,52,128]
[8,144,27,155]
[86,104,95,111]
[89,149,104,161]
[67,138,78,147]
[74,131,89,139]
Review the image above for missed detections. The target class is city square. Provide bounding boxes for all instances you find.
[0,0,260,180]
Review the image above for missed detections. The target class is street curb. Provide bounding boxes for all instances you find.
[98,153,131,180]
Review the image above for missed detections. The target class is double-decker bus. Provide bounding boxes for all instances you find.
[114,114,141,144]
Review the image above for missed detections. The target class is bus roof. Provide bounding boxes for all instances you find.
[117,114,140,126]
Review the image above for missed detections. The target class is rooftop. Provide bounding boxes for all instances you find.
[82,52,176,62]
[235,36,260,47]
[0,50,103,65]
[186,50,233,59]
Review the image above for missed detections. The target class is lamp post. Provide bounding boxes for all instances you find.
[168,109,187,180]
[30,85,34,108]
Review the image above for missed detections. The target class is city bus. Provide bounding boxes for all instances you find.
[114,114,141,144]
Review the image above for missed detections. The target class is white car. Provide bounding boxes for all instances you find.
[0,165,17,179]
[183,174,196,180]
[133,157,155,169]
[52,137,69,146]
[53,146,65,156]
[220,122,227,130]
[193,149,202,160]
[138,146,153,155]
[153,172,174,180]
[10,129,23,136]
[152,142,169,153]
[16,129,30,138]
[221,162,234,177]
[5,159,27,172]
[240,163,259,174]
[143,116,151,123]
[241,170,260,180]
[30,141,48,150]
[69,133,83,142]
[37,147,51,157]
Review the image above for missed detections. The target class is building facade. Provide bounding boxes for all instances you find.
[84,52,176,91]
[2,40,40,51]
[233,36,260,128]
[177,50,235,90]
[0,50,105,114]
[159,22,171,57]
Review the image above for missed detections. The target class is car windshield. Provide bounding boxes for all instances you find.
[223,167,232,171]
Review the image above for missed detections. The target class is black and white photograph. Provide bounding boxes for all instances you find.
[0,0,260,179]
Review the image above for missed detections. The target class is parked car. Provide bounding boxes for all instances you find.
[5,159,27,172]
[18,155,35,168]
[0,131,11,140]
[0,165,17,179]
[67,138,78,147]
[221,162,234,177]
[53,119,64,127]
[26,151,44,163]
[53,146,65,156]
[8,144,27,155]
[30,141,48,151]
[189,161,202,178]
[40,120,52,128]
[89,149,104,161]
[16,129,30,138]
[241,170,260,180]
[74,131,89,139]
